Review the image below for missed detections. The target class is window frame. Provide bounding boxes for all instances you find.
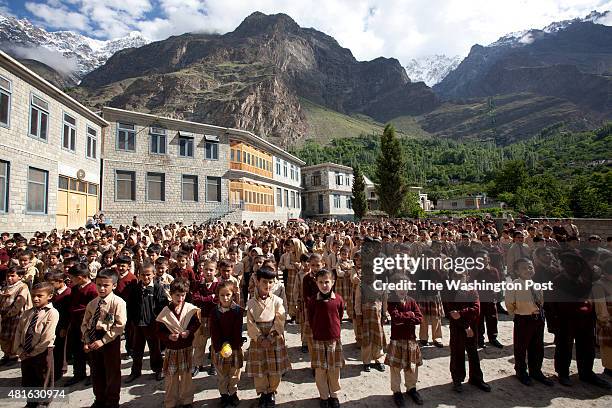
[334,194,341,209]
[0,74,12,128]
[61,111,77,152]
[149,127,167,155]
[204,135,219,160]
[28,93,49,142]
[181,174,198,202]
[0,160,9,213]
[26,166,48,214]
[178,136,194,158]
[206,176,221,202]
[146,172,166,202]
[276,158,281,175]
[116,122,136,152]
[86,125,98,159]
[115,170,136,201]
[276,187,282,207]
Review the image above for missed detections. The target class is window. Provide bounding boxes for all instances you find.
[334,194,341,209]
[284,189,289,208]
[312,174,321,186]
[283,161,288,177]
[276,187,282,207]
[205,136,219,160]
[62,113,76,151]
[290,165,295,180]
[182,175,198,202]
[230,149,235,161]
[451,201,458,207]
[370,192,376,198]
[86,126,97,158]
[116,170,135,201]
[150,127,167,154]
[0,160,8,212]
[179,136,194,157]
[347,197,352,209]
[29,94,48,141]
[117,123,135,151]
[347,176,351,186]
[243,151,247,163]
[88,183,98,196]
[58,176,69,190]
[27,167,48,213]
[335,172,344,186]
[206,177,221,202]
[237,150,241,162]
[146,172,165,201]
[297,192,301,208]
[276,158,281,175]
[291,191,296,208]
[0,75,11,127]
[246,152,251,166]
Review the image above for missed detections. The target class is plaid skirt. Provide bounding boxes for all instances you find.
[0,314,20,343]
[384,339,422,371]
[286,270,297,311]
[311,339,345,369]
[598,303,612,348]
[212,346,244,370]
[334,276,351,313]
[163,346,193,375]
[197,310,210,338]
[417,298,443,319]
[246,322,291,377]
[361,302,386,350]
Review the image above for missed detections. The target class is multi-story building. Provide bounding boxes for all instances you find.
[227,130,304,224]
[301,162,354,221]
[0,51,107,233]
[436,193,503,211]
[100,107,231,225]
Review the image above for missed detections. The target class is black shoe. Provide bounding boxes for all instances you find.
[301,345,309,353]
[329,397,340,408]
[84,376,92,387]
[432,341,443,348]
[125,373,141,384]
[407,388,423,405]
[516,373,533,386]
[363,364,370,372]
[266,392,275,408]
[497,304,509,315]
[418,340,428,347]
[319,399,329,408]
[258,394,267,408]
[311,368,316,377]
[530,372,554,386]
[558,376,572,386]
[604,368,612,378]
[64,375,86,387]
[392,392,405,407]
[220,394,229,408]
[489,339,503,349]
[155,372,165,381]
[208,365,217,376]
[372,362,385,372]
[228,393,240,406]
[191,366,200,377]
[469,379,491,392]
[579,373,612,389]
[477,341,486,349]
[452,382,463,393]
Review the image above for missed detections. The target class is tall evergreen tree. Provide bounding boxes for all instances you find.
[375,124,407,218]
[351,165,367,219]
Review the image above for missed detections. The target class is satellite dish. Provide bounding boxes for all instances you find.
[77,169,86,180]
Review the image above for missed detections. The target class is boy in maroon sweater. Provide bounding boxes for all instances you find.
[65,263,98,386]
[444,271,491,393]
[172,251,196,283]
[115,255,138,358]
[385,280,424,407]
[470,251,503,349]
[307,269,344,408]
[190,260,219,376]
[46,271,72,381]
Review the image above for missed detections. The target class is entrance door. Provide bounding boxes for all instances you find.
[318,194,324,214]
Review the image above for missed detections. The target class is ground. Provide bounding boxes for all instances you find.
[1,315,611,407]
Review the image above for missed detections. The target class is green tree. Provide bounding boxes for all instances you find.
[375,124,407,217]
[351,165,368,219]
[401,191,425,218]
[489,160,529,197]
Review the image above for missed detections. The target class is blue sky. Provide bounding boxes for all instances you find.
[2,0,611,62]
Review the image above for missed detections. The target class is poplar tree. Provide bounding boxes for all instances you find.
[375,124,407,218]
[351,165,367,219]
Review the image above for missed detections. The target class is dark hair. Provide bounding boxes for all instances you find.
[216,280,237,295]
[87,249,98,256]
[68,263,90,278]
[115,255,131,266]
[7,265,26,276]
[218,259,233,269]
[176,250,189,260]
[31,282,54,295]
[315,268,335,280]
[514,257,532,271]
[309,253,323,262]
[170,278,190,294]
[97,268,118,284]
[256,266,276,280]
[147,244,162,255]
[300,254,310,262]
[44,271,65,283]
[139,259,155,274]
[155,257,169,266]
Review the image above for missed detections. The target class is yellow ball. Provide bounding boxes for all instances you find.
[220,342,233,358]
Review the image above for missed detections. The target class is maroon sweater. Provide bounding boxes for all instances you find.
[191,280,219,316]
[444,289,480,330]
[172,266,196,283]
[68,281,98,327]
[115,272,138,302]
[470,266,501,302]
[302,273,319,303]
[156,306,201,350]
[52,286,72,332]
[307,293,344,341]
[210,304,243,351]
[388,298,423,340]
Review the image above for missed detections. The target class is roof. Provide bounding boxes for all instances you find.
[301,162,353,172]
[0,50,108,127]
[363,175,375,186]
[101,107,305,165]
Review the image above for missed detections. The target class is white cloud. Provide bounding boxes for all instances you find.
[8,45,79,74]
[25,1,90,31]
[19,0,612,65]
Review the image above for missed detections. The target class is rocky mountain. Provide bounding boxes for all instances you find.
[0,13,149,82]
[17,58,78,89]
[404,55,462,86]
[73,12,440,146]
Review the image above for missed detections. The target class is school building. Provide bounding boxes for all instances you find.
[301,162,354,221]
[0,51,107,233]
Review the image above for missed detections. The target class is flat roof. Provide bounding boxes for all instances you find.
[301,162,353,172]
[102,107,305,165]
[0,50,108,127]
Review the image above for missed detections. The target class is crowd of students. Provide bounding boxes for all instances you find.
[0,216,611,408]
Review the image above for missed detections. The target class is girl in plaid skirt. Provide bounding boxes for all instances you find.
[210,280,244,408]
[334,246,354,321]
[307,269,345,408]
[292,254,312,353]
[351,251,363,347]
[385,283,424,407]
[246,266,291,408]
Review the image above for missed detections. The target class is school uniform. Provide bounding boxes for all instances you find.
[245,293,291,395]
[81,292,127,408]
[444,288,484,384]
[471,265,501,345]
[155,273,174,301]
[385,299,423,393]
[302,272,319,357]
[210,303,244,397]
[278,252,294,316]
[67,281,98,378]
[592,277,612,371]
[51,285,71,380]
[156,302,201,408]
[116,271,138,355]
[127,280,168,376]
[14,304,59,406]
[335,259,354,320]
[220,275,241,306]
[351,268,363,346]
[360,285,386,365]
[190,279,219,367]
[0,280,32,357]
[505,278,546,377]
[307,292,344,400]
[415,268,444,344]
[292,269,309,346]
[172,266,196,283]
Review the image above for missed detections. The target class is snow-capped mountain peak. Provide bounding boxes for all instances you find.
[404,54,462,86]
